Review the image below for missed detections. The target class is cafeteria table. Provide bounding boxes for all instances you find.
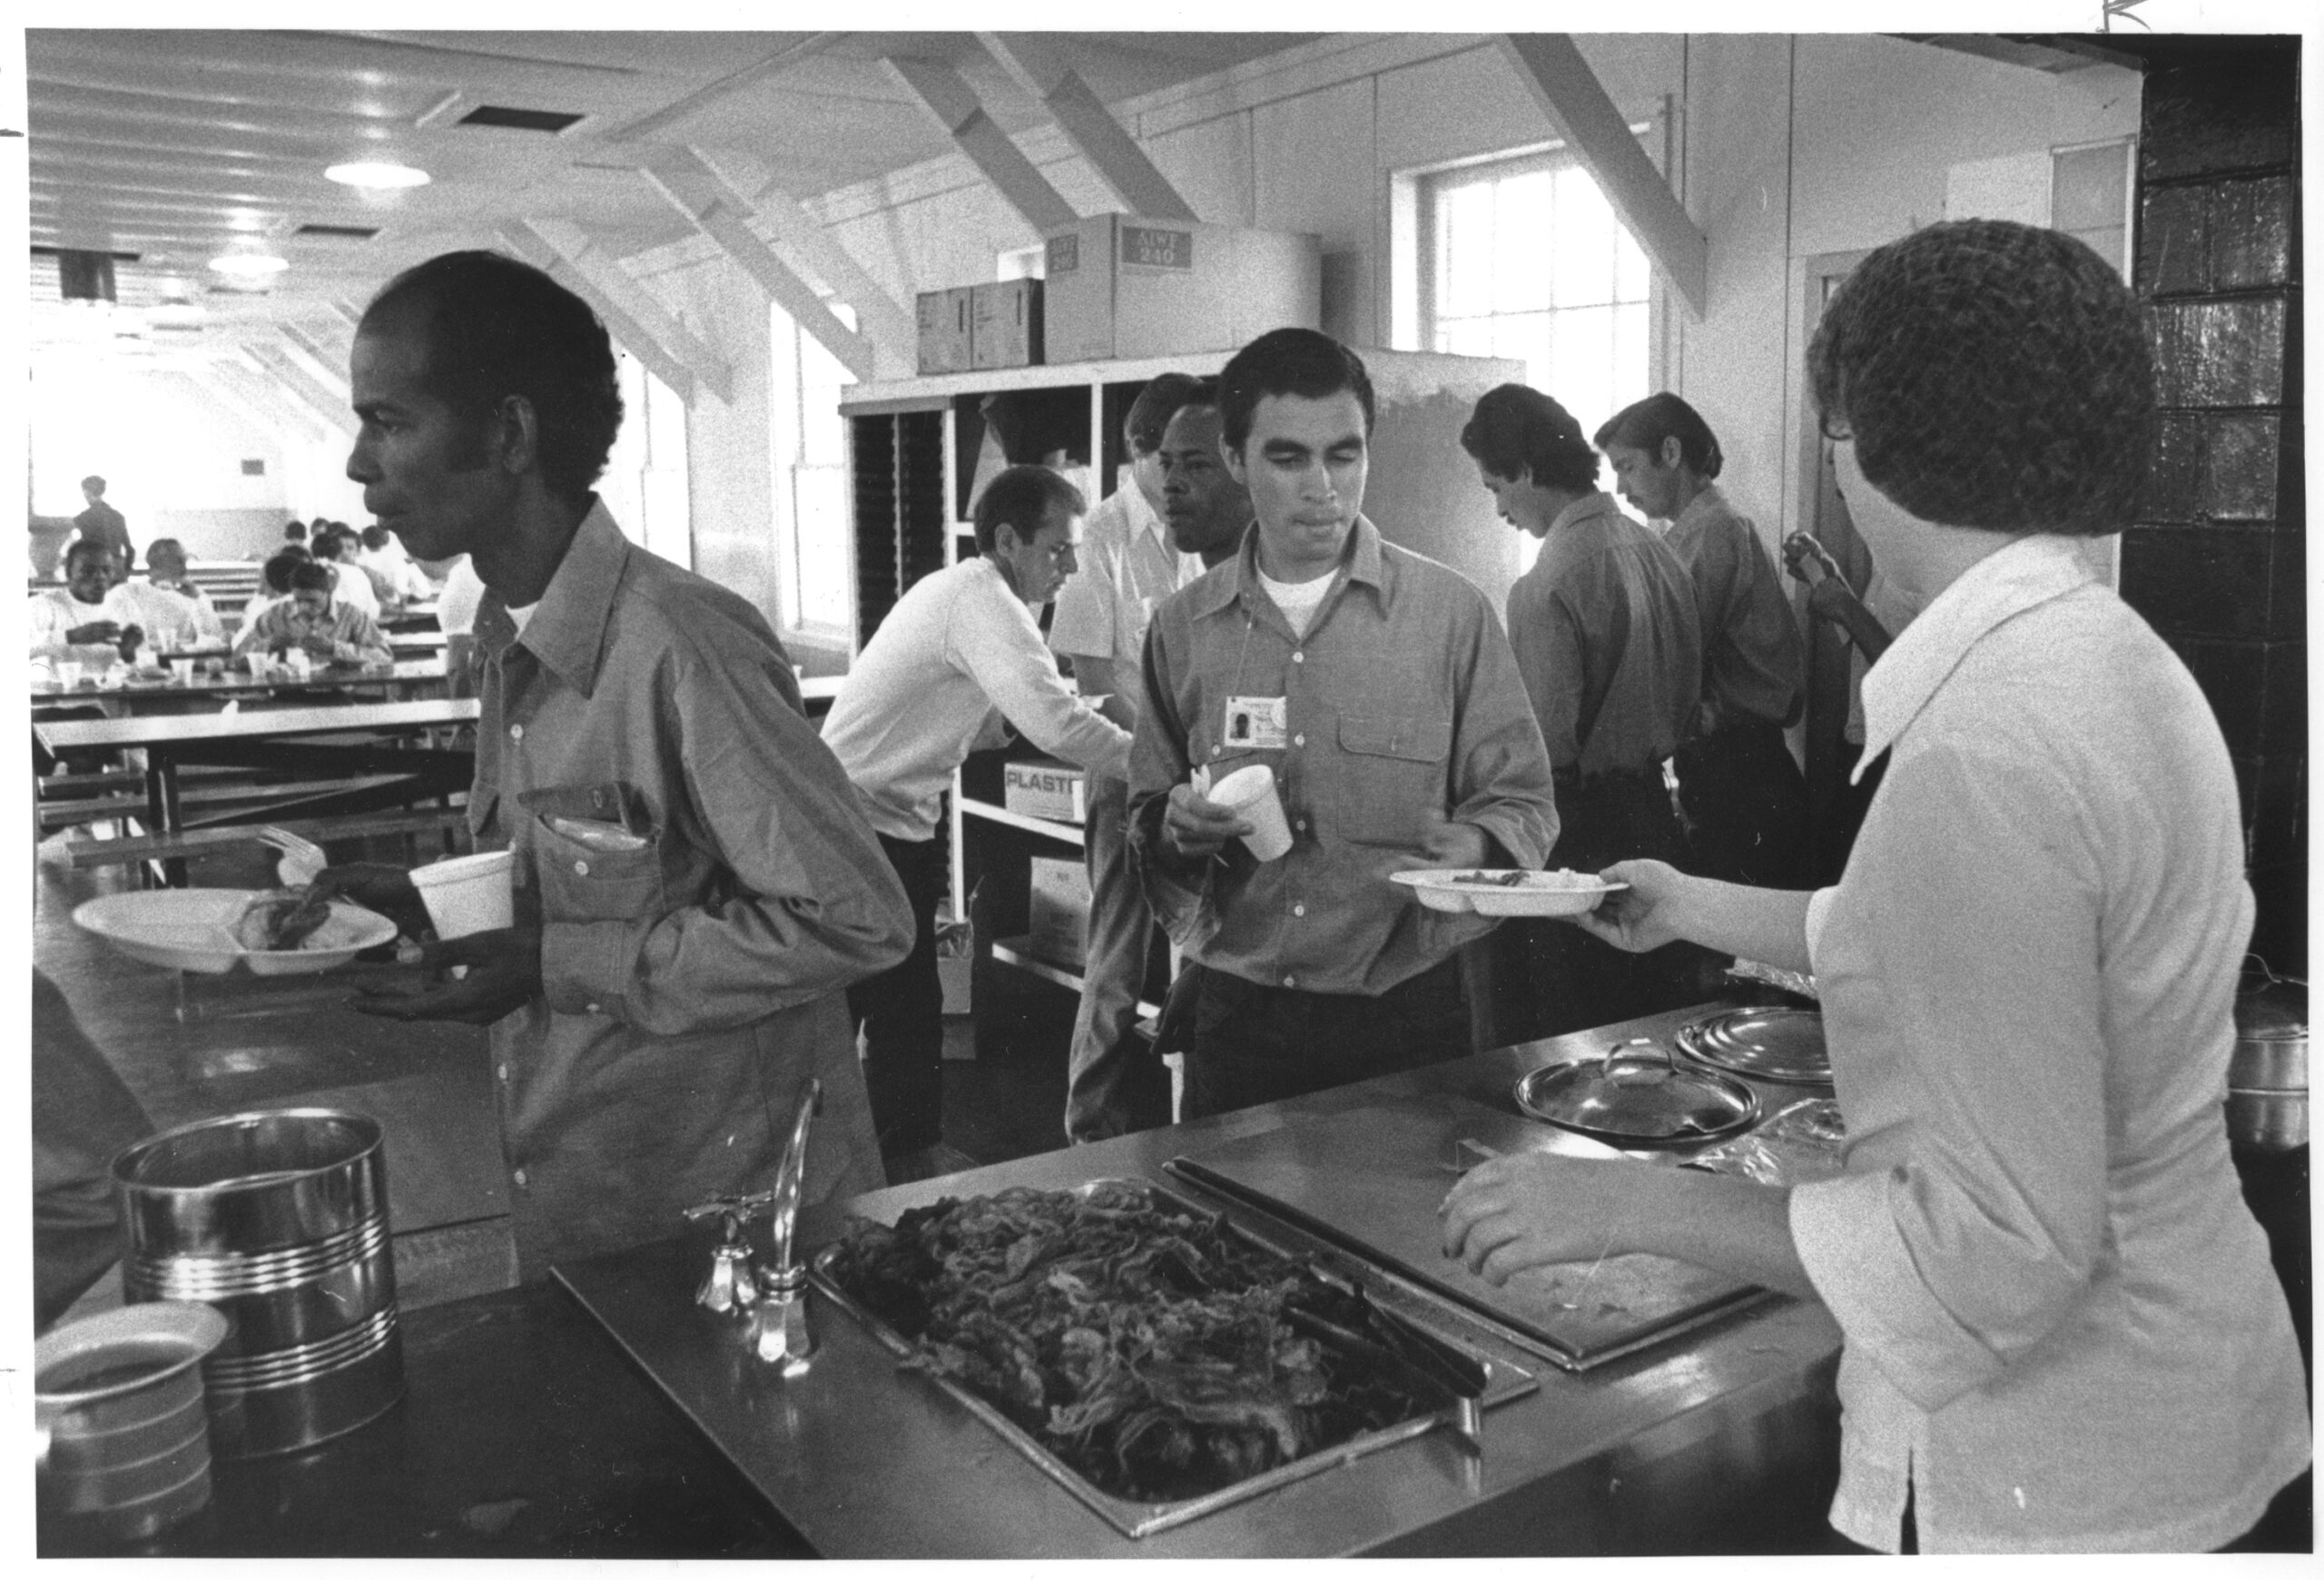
[35,698,478,883]
[32,657,452,710]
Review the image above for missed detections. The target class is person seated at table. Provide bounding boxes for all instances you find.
[308,523,381,618]
[30,538,202,661]
[139,538,227,647]
[358,523,434,606]
[234,559,393,667]
[235,545,308,641]
[1441,220,2310,1554]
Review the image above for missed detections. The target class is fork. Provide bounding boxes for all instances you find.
[255,825,327,887]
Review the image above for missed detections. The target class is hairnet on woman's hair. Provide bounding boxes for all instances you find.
[1806,220,2154,536]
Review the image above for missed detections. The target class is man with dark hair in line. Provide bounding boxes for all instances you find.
[1128,330,1557,1119]
[72,475,132,574]
[315,250,911,1279]
[1460,383,1705,1042]
[234,559,393,666]
[823,464,1132,1178]
[1599,392,1808,887]
[1049,371,1212,1143]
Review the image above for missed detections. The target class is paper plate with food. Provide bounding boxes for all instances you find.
[74,886,398,976]
[1390,867,1627,916]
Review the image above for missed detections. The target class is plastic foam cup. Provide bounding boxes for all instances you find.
[170,658,195,686]
[54,659,83,690]
[409,850,515,939]
[1209,764,1294,862]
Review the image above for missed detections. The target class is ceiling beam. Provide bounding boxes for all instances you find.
[635,153,880,383]
[647,146,916,380]
[602,33,842,143]
[272,331,350,402]
[977,34,1198,222]
[517,216,733,405]
[1495,34,1708,320]
[495,221,709,407]
[241,342,358,438]
[281,320,352,374]
[184,365,310,449]
[221,349,348,441]
[881,54,1079,238]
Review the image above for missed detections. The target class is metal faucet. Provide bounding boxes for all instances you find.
[751,1076,823,1375]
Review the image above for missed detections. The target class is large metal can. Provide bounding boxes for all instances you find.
[112,1109,404,1457]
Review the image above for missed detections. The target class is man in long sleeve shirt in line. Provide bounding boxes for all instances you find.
[1462,383,1707,1043]
[1129,330,1558,1120]
[822,465,1132,1172]
[1049,373,1209,1142]
[316,250,911,1279]
[1600,393,1809,887]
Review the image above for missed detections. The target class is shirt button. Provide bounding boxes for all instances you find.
[1282,974,1296,988]
[574,858,590,876]
[1293,734,1305,747]
[512,1168,528,1188]
[497,1063,508,1081]
[1292,651,1305,664]
[1294,818,1306,831]
[1293,904,1306,917]
[507,724,524,742]
[585,1002,602,1015]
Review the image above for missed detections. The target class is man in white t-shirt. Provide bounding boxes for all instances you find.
[30,538,203,658]
[1048,372,1207,1141]
[822,465,1131,1176]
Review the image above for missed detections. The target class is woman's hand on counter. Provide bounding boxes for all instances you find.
[1440,1153,1821,1302]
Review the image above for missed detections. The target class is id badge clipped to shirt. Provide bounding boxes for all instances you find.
[1223,695,1289,752]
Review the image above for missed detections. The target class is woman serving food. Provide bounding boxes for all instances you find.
[1441,220,2309,1553]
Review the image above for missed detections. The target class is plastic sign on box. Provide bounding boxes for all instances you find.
[1004,759,1088,824]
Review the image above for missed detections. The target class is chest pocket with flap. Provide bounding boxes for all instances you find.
[520,782,664,923]
[1334,714,1453,847]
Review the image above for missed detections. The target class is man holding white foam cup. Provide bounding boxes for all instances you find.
[314,251,911,1279]
[1128,329,1557,1120]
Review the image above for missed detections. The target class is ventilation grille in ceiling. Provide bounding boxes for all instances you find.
[294,223,381,240]
[457,104,586,133]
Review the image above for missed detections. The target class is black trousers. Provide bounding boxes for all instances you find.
[1675,717,1809,887]
[1182,954,1471,1121]
[1469,765,1718,1049]
[846,833,949,1159]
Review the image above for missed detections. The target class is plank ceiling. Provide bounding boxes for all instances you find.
[26,29,1318,374]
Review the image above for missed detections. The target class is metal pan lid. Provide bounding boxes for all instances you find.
[1675,1007,1832,1086]
[1513,1039,1759,1149]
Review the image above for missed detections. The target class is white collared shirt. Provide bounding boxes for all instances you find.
[1047,482,1196,682]
[1790,535,2308,1552]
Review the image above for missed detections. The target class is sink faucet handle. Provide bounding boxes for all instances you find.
[685,1189,776,1315]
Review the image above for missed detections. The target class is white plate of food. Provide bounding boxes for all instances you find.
[1390,868,1627,917]
[73,888,398,976]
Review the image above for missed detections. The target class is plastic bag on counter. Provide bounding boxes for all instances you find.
[1684,1097,1849,1187]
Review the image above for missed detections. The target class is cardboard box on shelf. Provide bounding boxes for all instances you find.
[1042,215,1321,364]
[1029,855,1092,971]
[1004,758,1088,824]
[915,287,974,375]
[970,279,1043,370]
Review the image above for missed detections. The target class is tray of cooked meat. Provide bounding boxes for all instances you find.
[811,1178,1532,1538]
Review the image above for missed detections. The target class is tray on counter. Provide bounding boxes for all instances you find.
[1166,1093,1774,1371]
[807,1177,1534,1540]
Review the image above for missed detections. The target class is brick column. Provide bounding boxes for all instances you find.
[2122,37,2304,974]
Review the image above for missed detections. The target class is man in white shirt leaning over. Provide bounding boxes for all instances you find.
[822,464,1131,1179]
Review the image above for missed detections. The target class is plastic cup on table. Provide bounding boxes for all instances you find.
[409,850,516,940]
[1208,764,1294,861]
[170,658,195,686]
[53,658,83,691]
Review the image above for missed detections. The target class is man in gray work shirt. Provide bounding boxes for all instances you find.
[1129,330,1557,1119]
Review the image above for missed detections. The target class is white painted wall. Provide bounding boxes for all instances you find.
[625,33,2138,645]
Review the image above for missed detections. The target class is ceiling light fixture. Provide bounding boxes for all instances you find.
[209,252,290,278]
[325,161,431,190]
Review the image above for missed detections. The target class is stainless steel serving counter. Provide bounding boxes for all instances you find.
[557,1002,1854,1558]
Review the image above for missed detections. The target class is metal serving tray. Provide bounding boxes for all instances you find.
[807,1177,1534,1540]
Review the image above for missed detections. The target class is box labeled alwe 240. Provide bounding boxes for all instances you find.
[1041,214,1321,364]
[1004,759,1088,824]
